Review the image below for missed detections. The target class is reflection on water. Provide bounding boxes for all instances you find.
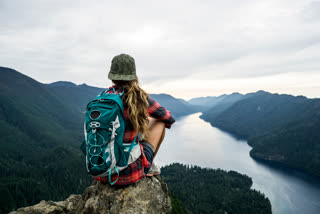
[155,113,320,214]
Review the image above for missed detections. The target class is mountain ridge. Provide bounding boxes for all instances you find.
[200,90,320,177]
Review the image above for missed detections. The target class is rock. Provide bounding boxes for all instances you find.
[10,176,172,214]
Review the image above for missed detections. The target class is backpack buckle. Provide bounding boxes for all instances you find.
[89,121,101,128]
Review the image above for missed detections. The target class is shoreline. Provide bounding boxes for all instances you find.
[200,115,320,180]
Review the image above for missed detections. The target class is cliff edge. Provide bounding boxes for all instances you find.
[9,176,172,214]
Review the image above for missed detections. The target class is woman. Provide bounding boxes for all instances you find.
[93,53,175,185]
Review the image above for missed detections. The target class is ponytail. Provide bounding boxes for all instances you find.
[112,77,150,138]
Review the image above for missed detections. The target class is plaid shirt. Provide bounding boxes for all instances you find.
[93,86,175,185]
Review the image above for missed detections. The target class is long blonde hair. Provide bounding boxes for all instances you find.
[113,77,150,138]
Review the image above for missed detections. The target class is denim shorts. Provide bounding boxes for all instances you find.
[140,141,155,174]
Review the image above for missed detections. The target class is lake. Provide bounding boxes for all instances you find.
[155,113,320,214]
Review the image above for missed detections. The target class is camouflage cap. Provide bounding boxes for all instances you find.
[108,54,136,81]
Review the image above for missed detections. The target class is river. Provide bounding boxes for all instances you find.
[154,113,320,214]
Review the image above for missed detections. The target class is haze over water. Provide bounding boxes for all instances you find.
[155,113,320,214]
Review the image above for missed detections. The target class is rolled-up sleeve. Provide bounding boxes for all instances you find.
[147,96,175,128]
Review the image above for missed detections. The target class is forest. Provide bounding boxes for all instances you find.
[161,163,272,214]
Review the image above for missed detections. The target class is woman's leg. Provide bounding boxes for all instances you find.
[145,117,166,160]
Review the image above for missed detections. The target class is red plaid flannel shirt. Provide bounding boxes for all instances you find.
[93,86,175,185]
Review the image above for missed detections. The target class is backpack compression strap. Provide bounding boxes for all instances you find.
[108,166,119,185]
[108,133,140,185]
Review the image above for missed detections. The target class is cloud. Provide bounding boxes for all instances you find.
[300,1,320,22]
[0,0,319,98]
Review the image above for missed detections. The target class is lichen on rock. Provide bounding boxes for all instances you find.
[9,176,172,214]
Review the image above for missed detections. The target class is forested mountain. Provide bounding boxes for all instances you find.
[200,90,320,177]
[0,67,199,213]
[162,163,271,214]
[0,67,94,213]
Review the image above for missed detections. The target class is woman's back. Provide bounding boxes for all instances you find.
[92,53,175,185]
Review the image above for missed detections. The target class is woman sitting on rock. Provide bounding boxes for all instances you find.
[93,53,175,185]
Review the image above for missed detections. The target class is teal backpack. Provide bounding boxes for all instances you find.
[81,88,139,185]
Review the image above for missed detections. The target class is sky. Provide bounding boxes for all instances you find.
[0,0,319,100]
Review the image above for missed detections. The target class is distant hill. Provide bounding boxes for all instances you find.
[189,92,245,111]
[150,93,200,117]
[199,92,251,118]
[200,90,320,177]
[188,95,220,106]
[0,67,199,212]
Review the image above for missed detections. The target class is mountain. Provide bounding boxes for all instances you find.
[200,90,320,177]
[0,66,199,213]
[0,67,93,213]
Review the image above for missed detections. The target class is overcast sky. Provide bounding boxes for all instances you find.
[0,0,319,99]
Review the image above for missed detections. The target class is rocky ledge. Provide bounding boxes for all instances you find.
[10,176,171,214]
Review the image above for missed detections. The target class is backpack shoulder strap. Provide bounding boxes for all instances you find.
[127,133,140,154]
[98,88,110,96]
[119,86,125,96]
[100,86,125,96]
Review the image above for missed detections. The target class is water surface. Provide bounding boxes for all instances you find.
[155,113,320,214]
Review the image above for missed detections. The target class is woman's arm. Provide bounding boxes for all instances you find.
[147,96,175,128]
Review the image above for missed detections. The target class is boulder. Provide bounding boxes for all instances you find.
[10,176,171,214]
